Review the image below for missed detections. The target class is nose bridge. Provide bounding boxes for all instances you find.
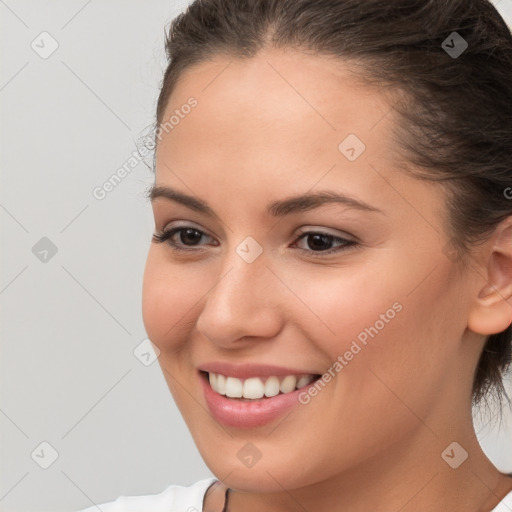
[196,243,281,343]
[210,246,271,316]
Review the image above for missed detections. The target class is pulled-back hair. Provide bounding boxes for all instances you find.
[153,0,512,410]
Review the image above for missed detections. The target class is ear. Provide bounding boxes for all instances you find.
[468,216,512,335]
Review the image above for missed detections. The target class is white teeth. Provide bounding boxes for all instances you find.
[225,376,243,398]
[243,377,265,399]
[216,373,226,395]
[264,376,280,397]
[280,375,297,393]
[207,372,316,399]
[296,375,312,388]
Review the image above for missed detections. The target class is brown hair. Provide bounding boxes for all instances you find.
[153,0,512,410]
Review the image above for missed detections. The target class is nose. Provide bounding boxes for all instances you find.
[195,251,284,348]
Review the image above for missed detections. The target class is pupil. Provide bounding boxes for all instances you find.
[309,234,331,251]
[182,229,201,245]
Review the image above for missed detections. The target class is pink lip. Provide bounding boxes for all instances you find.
[198,370,320,429]
[197,361,320,379]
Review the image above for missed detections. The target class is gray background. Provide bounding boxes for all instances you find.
[1,1,512,511]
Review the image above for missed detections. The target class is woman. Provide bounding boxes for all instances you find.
[79,0,512,510]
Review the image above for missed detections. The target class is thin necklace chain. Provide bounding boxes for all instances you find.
[221,487,231,512]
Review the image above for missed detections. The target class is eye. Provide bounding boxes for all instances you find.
[151,225,358,256]
[152,226,215,252]
[292,230,358,256]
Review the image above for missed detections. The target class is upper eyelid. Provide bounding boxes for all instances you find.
[161,220,209,233]
[296,226,357,240]
[160,222,354,239]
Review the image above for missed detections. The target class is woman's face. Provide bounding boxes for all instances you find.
[142,49,484,492]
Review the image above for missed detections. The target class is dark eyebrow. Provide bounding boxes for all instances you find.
[146,185,383,217]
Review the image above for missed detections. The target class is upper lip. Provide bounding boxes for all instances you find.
[197,361,321,379]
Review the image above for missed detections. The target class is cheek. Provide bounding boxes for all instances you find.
[287,263,405,354]
[141,251,204,350]
[278,266,455,463]
[291,258,458,396]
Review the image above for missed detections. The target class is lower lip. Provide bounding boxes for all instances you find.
[199,372,319,428]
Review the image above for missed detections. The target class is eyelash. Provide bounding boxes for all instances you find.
[151,226,358,257]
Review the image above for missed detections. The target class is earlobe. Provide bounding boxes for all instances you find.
[467,218,512,336]
[468,295,512,335]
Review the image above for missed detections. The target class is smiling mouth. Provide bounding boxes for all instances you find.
[200,370,322,400]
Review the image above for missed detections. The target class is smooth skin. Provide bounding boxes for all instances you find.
[142,48,512,512]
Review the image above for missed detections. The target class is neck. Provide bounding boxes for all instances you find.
[224,413,512,512]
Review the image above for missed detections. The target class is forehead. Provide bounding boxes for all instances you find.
[161,49,392,147]
[154,49,443,227]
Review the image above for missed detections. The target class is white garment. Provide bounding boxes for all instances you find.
[77,478,217,512]
[491,486,512,512]
[77,477,512,512]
